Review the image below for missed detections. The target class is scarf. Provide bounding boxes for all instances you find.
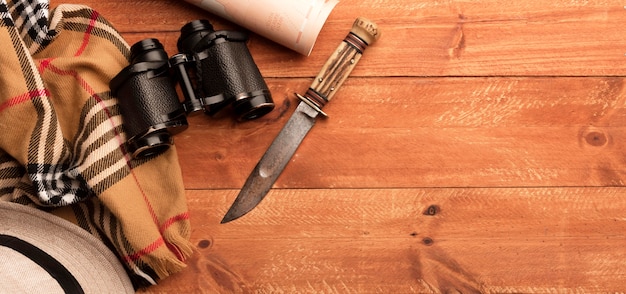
[0,0,193,288]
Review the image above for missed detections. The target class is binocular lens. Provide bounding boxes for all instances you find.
[233,89,275,120]
[128,129,173,159]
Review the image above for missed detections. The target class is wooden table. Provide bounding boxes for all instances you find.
[52,0,626,292]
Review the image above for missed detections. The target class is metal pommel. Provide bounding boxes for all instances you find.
[350,17,380,46]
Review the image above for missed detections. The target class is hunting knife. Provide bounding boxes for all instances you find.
[221,17,380,223]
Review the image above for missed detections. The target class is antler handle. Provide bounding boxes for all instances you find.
[299,17,380,113]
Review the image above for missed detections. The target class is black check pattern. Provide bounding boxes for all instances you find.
[0,2,13,26]
[5,0,56,51]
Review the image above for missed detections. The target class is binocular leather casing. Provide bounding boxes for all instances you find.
[110,19,274,159]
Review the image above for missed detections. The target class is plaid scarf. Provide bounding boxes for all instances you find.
[0,0,193,288]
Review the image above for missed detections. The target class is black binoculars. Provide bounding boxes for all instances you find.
[110,20,274,159]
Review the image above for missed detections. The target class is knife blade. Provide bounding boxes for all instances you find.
[221,17,380,223]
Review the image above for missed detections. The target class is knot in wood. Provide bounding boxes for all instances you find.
[423,205,440,216]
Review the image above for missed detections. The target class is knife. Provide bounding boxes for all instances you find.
[221,17,380,223]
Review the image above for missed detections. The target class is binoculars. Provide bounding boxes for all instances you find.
[110,20,274,159]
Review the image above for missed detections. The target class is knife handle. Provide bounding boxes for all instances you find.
[302,17,380,111]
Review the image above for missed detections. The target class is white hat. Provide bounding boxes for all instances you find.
[0,201,134,293]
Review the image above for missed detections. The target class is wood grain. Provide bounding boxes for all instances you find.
[176,77,626,189]
[58,0,626,77]
[46,0,626,292]
[139,188,626,293]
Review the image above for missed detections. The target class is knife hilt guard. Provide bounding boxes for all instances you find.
[299,17,380,114]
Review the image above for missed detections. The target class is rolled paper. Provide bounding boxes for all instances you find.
[183,0,339,56]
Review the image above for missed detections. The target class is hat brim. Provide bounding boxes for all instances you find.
[0,201,134,293]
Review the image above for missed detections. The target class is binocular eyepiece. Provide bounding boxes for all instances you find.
[110,19,274,159]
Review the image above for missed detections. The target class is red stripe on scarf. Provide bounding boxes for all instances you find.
[75,10,99,57]
[123,238,165,263]
[123,212,191,263]
[162,212,191,261]
[160,212,190,232]
[0,89,50,113]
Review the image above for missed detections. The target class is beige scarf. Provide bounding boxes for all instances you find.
[0,0,193,288]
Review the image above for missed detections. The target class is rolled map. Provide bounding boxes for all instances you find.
[183,0,339,56]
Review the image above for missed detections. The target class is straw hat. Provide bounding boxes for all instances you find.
[0,201,134,293]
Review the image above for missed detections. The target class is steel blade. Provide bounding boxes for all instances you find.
[221,102,319,223]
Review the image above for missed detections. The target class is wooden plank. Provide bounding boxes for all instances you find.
[138,188,626,293]
[55,0,626,77]
[42,0,626,293]
[175,77,626,189]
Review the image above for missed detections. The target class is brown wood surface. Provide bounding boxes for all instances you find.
[51,0,626,292]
